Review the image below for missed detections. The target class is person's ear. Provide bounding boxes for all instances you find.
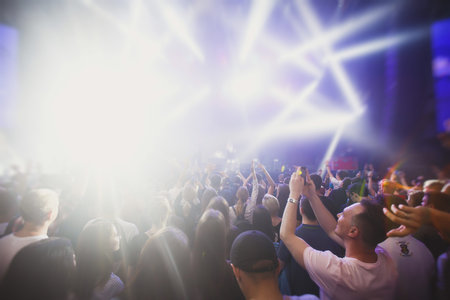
[46,207,58,222]
[348,225,359,238]
[275,263,281,276]
[231,264,241,282]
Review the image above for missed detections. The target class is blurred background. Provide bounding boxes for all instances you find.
[0,0,449,179]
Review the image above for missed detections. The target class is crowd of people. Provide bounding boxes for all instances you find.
[0,159,449,300]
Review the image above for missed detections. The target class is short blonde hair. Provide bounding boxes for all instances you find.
[423,180,445,193]
[262,194,279,217]
[20,189,59,224]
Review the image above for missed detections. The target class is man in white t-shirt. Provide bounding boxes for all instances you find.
[379,235,434,300]
[377,194,435,300]
[0,189,59,280]
[281,170,397,300]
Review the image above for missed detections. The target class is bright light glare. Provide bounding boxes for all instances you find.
[318,125,346,178]
[280,3,394,62]
[331,28,426,62]
[224,67,271,102]
[239,80,320,159]
[15,0,385,173]
[240,0,277,62]
[295,0,364,113]
[155,2,205,62]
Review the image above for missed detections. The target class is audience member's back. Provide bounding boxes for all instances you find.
[278,198,344,296]
[74,219,124,300]
[193,209,244,300]
[0,189,59,280]
[0,237,75,300]
[128,227,195,300]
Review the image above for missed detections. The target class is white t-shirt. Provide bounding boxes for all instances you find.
[379,235,435,300]
[0,222,8,235]
[0,233,48,280]
[303,246,398,300]
[330,177,342,189]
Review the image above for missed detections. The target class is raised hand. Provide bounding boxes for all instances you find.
[289,168,304,200]
[302,169,316,200]
[383,204,430,237]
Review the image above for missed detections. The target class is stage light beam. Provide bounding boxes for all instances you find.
[239,0,276,62]
[331,28,427,62]
[295,0,364,113]
[155,2,205,62]
[280,3,394,62]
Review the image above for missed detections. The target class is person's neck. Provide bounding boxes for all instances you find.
[344,241,378,263]
[301,217,318,226]
[14,222,48,237]
[244,280,283,300]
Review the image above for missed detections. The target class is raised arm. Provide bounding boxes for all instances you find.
[258,162,276,195]
[326,163,335,180]
[242,172,252,187]
[280,169,310,267]
[244,161,259,222]
[384,205,450,242]
[303,171,344,247]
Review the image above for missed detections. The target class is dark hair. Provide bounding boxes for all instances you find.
[337,170,348,180]
[193,210,228,299]
[209,174,222,191]
[300,198,316,221]
[256,184,266,205]
[276,184,290,217]
[1,238,75,300]
[74,220,118,299]
[347,183,364,196]
[342,177,352,190]
[0,188,17,219]
[309,174,323,191]
[352,200,387,248]
[252,205,275,242]
[206,196,230,231]
[201,187,218,213]
[373,194,408,232]
[423,192,450,212]
[408,190,424,207]
[129,227,194,300]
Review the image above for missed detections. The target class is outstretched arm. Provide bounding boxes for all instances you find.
[280,169,310,268]
[244,161,259,222]
[258,162,276,195]
[303,171,344,247]
[384,205,450,241]
[326,163,335,180]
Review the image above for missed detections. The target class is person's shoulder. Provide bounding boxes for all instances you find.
[0,233,13,247]
[0,233,13,241]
